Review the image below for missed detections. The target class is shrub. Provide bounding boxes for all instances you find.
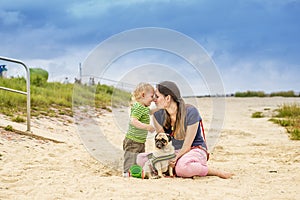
[1,76,130,118]
[275,103,300,118]
[4,125,13,131]
[290,128,300,140]
[30,68,49,87]
[270,91,296,97]
[12,115,26,123]
[270,103,300,140]
[235,91,266,97]
[252,112,264,118]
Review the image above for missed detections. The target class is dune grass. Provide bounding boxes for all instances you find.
[269,103,300,140]
[251,112,264,118]
[0,77,131,120]
[235,90,299,97]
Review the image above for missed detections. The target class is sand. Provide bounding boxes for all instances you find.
[0,97,299,200]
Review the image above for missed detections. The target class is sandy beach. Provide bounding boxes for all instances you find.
[0,97,299,200]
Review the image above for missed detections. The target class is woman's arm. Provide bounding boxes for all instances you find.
[170,122,198,166]
[152,116,164,133]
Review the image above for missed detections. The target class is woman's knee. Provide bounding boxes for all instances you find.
[136,153,148,167]
[136,154,143,166]
[175,161,188,177]
[175,160,208,177]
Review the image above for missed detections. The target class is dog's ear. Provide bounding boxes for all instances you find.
[155,133,159,139]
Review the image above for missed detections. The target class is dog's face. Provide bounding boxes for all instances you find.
[155,132,171,149]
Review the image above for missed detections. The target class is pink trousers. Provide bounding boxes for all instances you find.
[136,148,208,177]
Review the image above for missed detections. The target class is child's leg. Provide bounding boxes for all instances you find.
[123,150,135,173]
[123,138,145,172]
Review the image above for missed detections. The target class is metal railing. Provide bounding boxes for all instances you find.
[0,56,31,132]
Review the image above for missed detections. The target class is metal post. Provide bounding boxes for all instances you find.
[0,56,31,132]
[79,62,82,81]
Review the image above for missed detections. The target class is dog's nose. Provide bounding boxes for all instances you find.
[156,141,163,149]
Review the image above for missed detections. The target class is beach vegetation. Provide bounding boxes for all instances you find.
[235,90,299,97]
[30,68,49,87]
[270,103,300,140]
[12,115,26,123]
[251,112,264,118]
[0,77,131,120]
[235,91,266,97]
[4,125,13,131]
[270,90,297,97]
[274,103,300,118]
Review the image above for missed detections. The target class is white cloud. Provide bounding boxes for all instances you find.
[220,59,299,93]
[0,10,23,25]
[1,0,299,94]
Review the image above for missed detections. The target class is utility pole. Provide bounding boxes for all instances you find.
[79,62,82,81]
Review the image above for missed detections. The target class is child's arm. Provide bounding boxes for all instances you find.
[130,117,155,132]
[149,107,160,115]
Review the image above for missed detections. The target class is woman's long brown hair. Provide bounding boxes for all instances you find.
[157,83,186,140]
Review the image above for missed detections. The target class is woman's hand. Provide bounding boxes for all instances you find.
[147,125,155,133]
[169,158,177,168]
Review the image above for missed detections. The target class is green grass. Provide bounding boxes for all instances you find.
[270,90,298,97]
[12,115,26,123]
[235,90,299,97]
[251,112,264,118]
[0,77,131,120]
[235,91,266,97]
[4,125,14,131]
[274,103,300,118]
[270,103,300,140]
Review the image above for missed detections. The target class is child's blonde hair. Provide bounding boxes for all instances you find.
[132,82,154,103]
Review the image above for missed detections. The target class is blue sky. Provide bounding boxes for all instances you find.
[1,0,299,95]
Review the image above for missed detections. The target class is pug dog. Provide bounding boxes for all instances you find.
[143,132,176,179]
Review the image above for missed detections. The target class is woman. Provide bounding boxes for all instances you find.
[137,81,232,179]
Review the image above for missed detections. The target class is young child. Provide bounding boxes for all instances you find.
[123,82,156,177]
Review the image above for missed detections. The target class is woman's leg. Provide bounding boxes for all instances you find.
[206,168,233,179]
[175,148,233,179]
[136,152,152,167]
[175,148,208,177]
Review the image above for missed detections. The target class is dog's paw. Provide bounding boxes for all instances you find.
[151,175,162,179]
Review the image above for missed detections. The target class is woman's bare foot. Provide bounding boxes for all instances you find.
[207,168,233,179]
[217,171,233,179]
